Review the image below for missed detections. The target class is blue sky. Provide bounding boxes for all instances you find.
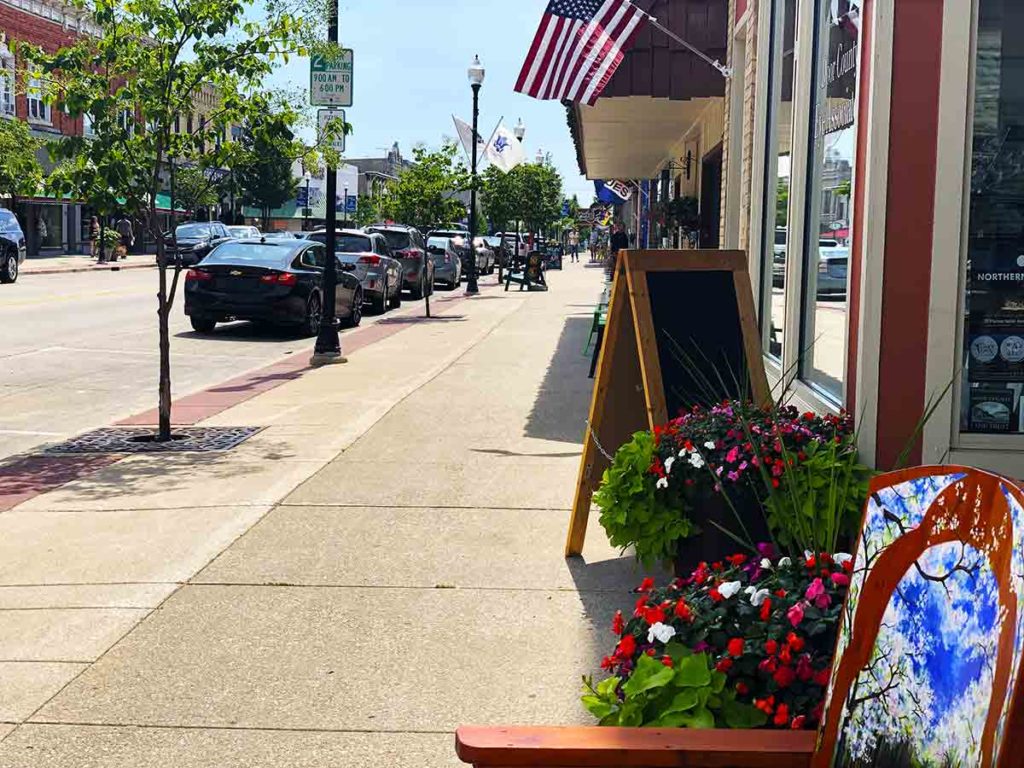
[267,0,594,205]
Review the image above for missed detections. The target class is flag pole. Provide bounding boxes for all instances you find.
[640,11,732,77]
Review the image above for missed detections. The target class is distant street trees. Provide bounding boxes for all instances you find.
[381,141,467,230]
[0,117,42,212]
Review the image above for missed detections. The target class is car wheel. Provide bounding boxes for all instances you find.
[388,280,402,309]
[370,281,387,314]
[190,315,216,333]
[304,293,322,337]
[0,251,18,284]
[345,289,363,327]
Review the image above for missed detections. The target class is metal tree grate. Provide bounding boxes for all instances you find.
[44,426,263,455]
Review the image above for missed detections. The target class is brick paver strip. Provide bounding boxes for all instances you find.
[0,454,120,512]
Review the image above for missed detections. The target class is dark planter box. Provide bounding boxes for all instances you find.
[673,493,772,576]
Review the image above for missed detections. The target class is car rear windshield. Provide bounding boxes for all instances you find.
[199,242,291,266]
[306,232,372,253]
[369,229,411,250]
[427,237,449,251]
[177,224,213,238]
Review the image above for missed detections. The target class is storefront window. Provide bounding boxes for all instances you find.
[960,0,1024,435]
[35,205,63,251]
[761,0,797,361]
[0,40,14,116]
[800,0,859,401]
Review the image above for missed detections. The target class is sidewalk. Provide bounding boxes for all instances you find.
[21,254,156,276]
[0,264,655,767]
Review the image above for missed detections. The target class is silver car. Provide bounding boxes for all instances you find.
[308,229,402,314]
[426,235,463,289]
[227,225,261,239]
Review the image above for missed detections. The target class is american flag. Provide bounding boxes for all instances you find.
[515,0,648,106]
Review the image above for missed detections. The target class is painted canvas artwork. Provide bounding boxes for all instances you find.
[815,468,1024,768]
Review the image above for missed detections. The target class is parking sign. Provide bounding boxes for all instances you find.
[318,109,346,153]
[310,49,353,107]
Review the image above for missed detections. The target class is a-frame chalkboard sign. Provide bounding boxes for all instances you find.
[566,250,770,556]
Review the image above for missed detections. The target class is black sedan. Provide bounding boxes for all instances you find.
[184,239,363,335]
[168,221,235,266]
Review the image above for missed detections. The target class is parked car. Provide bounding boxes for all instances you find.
[365,224,434,299]
[483,235,510,270]
[308,228,402,314]
[425,234,462,289]
[263,230,300,240]
[227,225,261,239]
[428,229,488,281]
[169,221,236,266]
[495,231,527,260]
[473,236,495,275]
[184,238,362,335]
[816,245,848,297]
[0,207,26,284]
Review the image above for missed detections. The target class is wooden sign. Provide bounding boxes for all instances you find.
[504,251,548,292]
[566,249,769,556]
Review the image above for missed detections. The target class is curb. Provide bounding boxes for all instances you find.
[23,261,157,276]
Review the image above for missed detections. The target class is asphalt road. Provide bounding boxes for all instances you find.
[0,266,381,462]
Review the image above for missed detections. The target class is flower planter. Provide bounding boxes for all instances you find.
[673,495,771,576]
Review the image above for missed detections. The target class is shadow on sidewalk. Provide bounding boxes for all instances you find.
[523,316,593,444]
[566,553,674,636]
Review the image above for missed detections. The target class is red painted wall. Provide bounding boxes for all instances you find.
[874,0,944,469]
[0,3,83,136]
[736,0,748,21]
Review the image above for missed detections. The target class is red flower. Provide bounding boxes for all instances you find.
[805,554,817,569]
[758,656,778,674]
[796,654,813,682]
[764,639,778,655]
[735,681,749,696]
[642,606,666,625]
[716,658,734,673]
[661,655,674,667]
[674,600,692,621]
[786,632,805,652]
[773,703,790,727]
[813,668,831,687]
[759,597,772,621]
[611,611,624,636]
[616,634,636,658]
[727,637,745,657]
[725,554,747,566]
[779,646,792,666]
[831,572,850,586]
[634,595,648,615]
[754,695,775,714]
[709,587,723,603]
[773,665,796,689]
[775,589,788,598]
[638,577,655,593]
[600,655,614,671]
[842,559,854,573]
[791,715,807,730]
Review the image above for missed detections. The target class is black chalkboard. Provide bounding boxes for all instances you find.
[646,269,751,419]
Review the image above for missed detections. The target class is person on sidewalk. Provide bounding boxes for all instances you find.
[114,214,134,262]
[568,231,579,263]
[606,223,628,281]
[89,216,100,259]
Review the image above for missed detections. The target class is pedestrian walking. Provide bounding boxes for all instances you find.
[89,216,100,259]
[568,230,579,262]
[606,222,629,281]
[114,214,134,261]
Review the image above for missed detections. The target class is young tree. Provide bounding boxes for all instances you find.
[30,0,314,441]
[0,117,43,211]
[174,166,223,220]
[516,161,563,241]
[381,141,467,230]
[479,164,521,236]
[234,112,303,230]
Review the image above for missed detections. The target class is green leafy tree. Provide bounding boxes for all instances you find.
[516,160,563,240]
[479,164,521,236]
[0,116,43,210]
[30,0,314,440]
[775,177,790,228]
[174,166,223,219]
[381,141,467,230]
[234,112,304,230]
[352,195,381,228]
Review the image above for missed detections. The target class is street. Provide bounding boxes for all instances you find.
[0,268,384,462]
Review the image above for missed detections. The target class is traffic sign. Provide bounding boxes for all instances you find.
[318,109,346,153]
[310,49,353,106]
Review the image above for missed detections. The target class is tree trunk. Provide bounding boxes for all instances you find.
[157,257,172,441]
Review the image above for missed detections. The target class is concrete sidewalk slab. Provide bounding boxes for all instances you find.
[31,584,614,731]
[0,608,148,662]
[0,664,87,721]
[0,505,272,586]
[0,725,461,768]
[197,505,656,592]
[0,585,174,610]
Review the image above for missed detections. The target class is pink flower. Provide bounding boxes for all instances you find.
[787,602,805,627]
[830,572,850,586]
[805,578,825,602]
[726,446,740,463]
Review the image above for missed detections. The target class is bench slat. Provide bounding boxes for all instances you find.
[455,726,816,768]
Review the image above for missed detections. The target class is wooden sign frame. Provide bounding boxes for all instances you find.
[566,249,769,556]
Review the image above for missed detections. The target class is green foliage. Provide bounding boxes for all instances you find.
[99,227,122,249]
[582,649,765,728]
[764,438,872,556]
[479,164,520,234]
[380,142,467,229]
[516,161,562,236]
[0,117,42,204]
[352,195,381,228]
[233,112,302,229]
[775,177,789,228]
[174,167,222,215]
[593,431,695,568]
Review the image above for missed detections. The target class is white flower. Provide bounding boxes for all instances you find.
[778,557,792,568]
[804,550,814,561]
[749,588,771,607]
[664,456,675,475]
[760,558,773,570]
[689,453,705,469]
[656,477,669,489]
[833,552,853,566]
[744,586,756,595]
[718,580,742,599]
[647,622,677,644]
[704,441,716,450]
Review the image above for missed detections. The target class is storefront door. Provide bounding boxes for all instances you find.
[699,145,723,249]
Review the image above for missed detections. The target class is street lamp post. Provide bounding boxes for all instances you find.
[311,0,345,366]
[302,171,311,231]
[343,185,348,227]
[513,118,525,264]
[465,54,484,296]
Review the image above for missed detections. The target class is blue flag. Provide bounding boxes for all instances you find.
[594,179,632,204]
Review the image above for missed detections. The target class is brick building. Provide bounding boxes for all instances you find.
[0,0,95,255]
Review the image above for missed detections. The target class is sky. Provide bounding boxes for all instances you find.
[266,0,594,205]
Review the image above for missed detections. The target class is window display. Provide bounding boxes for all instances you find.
[961,0,1024,434]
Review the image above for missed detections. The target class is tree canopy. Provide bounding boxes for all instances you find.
[0,117,42,207]
[381,141,467,230]
[234,112,304,229]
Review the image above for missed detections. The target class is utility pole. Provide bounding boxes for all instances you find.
[311,0,346,366]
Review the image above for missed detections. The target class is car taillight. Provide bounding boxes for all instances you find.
[260,271,297,286]
[359,254,381,265]
[186,269,212,282]
[399,249,421,260]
